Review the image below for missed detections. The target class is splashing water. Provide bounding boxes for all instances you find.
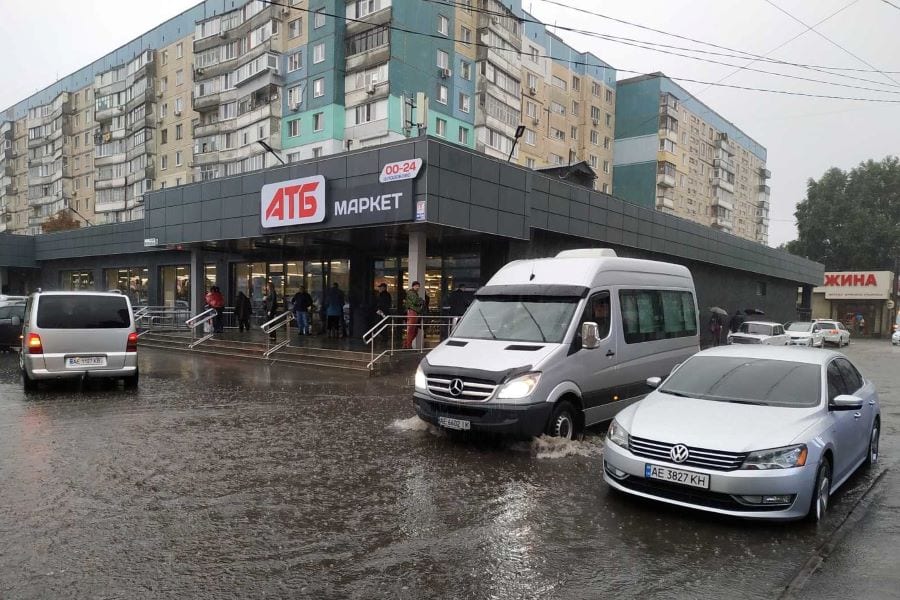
[513,434,606,459]
[389,415,443,436]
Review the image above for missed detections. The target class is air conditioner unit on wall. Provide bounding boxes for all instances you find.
[592,118,599,126]
[366,82,376,94]
[281,5,290,15]
[290,102,301,111]
[439,68,451,79]
[528,87,536,96]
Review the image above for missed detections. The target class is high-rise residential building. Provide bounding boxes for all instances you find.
[0,0,617,234]
[614,73,771,244]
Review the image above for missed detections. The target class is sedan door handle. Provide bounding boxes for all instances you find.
[606,349,615,357]
[853,412,862,419]
[868,400,876,406]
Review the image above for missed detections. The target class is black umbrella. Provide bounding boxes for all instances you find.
[744,308,765,315]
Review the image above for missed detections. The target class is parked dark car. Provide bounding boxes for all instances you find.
[0,303,26,350]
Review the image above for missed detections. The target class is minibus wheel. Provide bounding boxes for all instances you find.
[546,400,580,440]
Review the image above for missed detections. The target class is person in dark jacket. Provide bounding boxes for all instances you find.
[375,283,392,320]
[324,282,346,338]
[729,309,744,334]
[264,282,278,340]
[235,291,252,333]
[447,285,469,317]
[291,286,314,336]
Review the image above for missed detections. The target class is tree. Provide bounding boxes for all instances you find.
[786,157,900,270]
[41,210,82,233]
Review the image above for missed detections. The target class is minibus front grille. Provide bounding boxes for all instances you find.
[427,376,497,402]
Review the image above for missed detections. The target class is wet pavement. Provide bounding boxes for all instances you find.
[0,339,896,599]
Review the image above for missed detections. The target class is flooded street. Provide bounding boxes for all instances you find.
[0,340,896,599]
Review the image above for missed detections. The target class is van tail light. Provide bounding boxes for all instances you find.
[27,333,43,354]
[126,332,138,353]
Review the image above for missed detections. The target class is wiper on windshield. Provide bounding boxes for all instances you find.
[725,399,767,406]
[519,302,547,343]
[658,389,693,398]
[478,308,497,340]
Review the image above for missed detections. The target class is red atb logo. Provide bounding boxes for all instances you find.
[260,175,326,228]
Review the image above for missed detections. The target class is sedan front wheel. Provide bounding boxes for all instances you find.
[807,459,832,523]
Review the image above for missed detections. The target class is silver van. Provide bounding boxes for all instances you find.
[19,291,139,390]
[413,249,699,439]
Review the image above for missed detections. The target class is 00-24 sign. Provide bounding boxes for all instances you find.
[379,158,423,183]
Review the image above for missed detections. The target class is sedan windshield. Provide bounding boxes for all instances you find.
[452,296,579,343]
[659,356,821,407]
[786,322,813,332]
[739,323,773,335]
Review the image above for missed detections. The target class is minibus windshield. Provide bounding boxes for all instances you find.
[452,296,579,343]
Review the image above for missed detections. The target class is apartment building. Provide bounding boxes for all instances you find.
[0,0,617,234]
[614,73,771,244]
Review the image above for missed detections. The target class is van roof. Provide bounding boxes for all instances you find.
[34,291,131,299]
[486,252,692,289]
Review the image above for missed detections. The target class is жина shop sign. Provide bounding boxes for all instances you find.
[814,271,895,300]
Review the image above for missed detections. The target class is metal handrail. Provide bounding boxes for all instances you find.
[363,314,458,370]
[186,307,218,349]
[262,310,294,358]
[261,310,293,334]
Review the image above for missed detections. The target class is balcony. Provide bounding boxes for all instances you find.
[659,127,678,144]
[712,215,733,231]
[713,157,735,174]
[758,184,770,194]
[716,135,734,156]
[125,87,155,113]
[712,195,734,212]
[656,172,675,188]
[94,176,126,190]
[94,152,127,168]
[194,5,277,54]
[95,104,127,123]
[4,183,17,196]
[346,5,392,36]
[94,199,127,213]
[656,189,675,210]
[759,166,771,179]
[712,177,734,193]
[346,43,391,74]
[3,164,13,177]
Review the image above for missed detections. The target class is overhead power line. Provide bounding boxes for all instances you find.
[881,0,900,10]
[257,0,900,103]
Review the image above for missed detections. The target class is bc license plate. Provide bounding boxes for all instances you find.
[66,356,107,368]
[438,416,471,431]
[645,464,710,489]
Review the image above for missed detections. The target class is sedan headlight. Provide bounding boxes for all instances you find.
[606,419,630,448]
[741,444,808,470]
[414,366,427,392]
[497,372,541,399]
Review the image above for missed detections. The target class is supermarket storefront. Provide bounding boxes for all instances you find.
[812,271,896,337]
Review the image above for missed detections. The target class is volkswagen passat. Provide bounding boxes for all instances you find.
[603,346,880,521]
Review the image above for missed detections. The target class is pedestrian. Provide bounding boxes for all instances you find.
[402,281,425,349]
[858,315,866,336]
[375,282,392,320]
[447,284,468,317]
[291,285,314,336]
[205,285,225,333]
[235,291,251,333]
[264,282,278,340]
[709,314,722,347]
[324,282,345,338]
[729,309,744,334]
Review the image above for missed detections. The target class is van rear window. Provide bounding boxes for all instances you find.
[37,295,131,329]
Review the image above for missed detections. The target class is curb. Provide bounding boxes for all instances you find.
[778,465,892,599]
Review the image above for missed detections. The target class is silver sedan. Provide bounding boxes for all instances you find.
[603,346,880,521]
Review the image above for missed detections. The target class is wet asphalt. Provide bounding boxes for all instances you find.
[0,339,896,599]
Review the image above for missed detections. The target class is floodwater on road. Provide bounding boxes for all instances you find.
[0,339,895,599]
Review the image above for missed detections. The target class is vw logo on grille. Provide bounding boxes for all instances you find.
[670,444,690,464]
[449,378,465,397]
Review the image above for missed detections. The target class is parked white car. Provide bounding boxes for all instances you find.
[785,321,825,347]
[726,321,790,345]
[891,329,900,345]
[814,320,851,347]
[603,345,881,521]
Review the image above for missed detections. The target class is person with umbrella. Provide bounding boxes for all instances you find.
[729,309,744,334]
[708,307,727,346]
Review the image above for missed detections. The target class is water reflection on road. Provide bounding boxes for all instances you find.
[0,340,894,599]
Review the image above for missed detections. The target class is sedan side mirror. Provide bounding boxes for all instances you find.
[830,394,863,411]
[581,321,601,349]
[646,376,662,389]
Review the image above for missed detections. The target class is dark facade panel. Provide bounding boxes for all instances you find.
[0,234,37,267]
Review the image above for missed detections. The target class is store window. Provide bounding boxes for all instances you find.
[160,265,190,307]
[104,267,149,305]
[61,270,95,291]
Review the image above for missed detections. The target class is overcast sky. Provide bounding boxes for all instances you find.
[2,0,898,247]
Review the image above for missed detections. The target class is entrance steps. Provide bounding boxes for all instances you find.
[138,330,386,373]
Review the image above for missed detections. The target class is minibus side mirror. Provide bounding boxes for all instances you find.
[582,321,601,349]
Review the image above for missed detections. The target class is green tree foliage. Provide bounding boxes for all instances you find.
[786,157,900,270]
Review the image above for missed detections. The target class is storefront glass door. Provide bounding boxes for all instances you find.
[160,265,190,307]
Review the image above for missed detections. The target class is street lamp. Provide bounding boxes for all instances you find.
[507,125,526,163]
[257,140,286,166]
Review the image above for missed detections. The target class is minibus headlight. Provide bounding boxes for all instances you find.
[497,373,541,399]
[414,367,427,392]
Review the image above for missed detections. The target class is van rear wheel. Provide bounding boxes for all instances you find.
[546,400,579,440]
[123,369,139,390]
[22,369,37,392]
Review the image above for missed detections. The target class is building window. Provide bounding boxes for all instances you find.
[527,73,537,91]
[526,157,536,169]
[352,102,379,124]
[161,103,167,118]
[602,183,609,193]
[570,126,577,140]
[606,88,613,103]
[549,153,563,165]
[461,25,471,43]
[604,136,610,149]
[551,101,565,115]
[437,49,449,69]
[175,124,183,140]
[289,18,302,38]
[756,282,767,296]
[606,112,612,127]
[603,160,610,174]
[161,154,168,170]
[288,50,302,72]
[176,69,184,86]
[572,101,579,116]
[314,9,325,28]
[176,42,183,59]
[458,126,468,144]
[436,118,447,137]
[552,75,566,90]
[353,0,376,17]
[551,127,565,141]
[524,129,535,146]
[175,97,184,114]
[590,131,599,145]
[345,25,389,55]
[460,60,471,80]
[437,84,448,104]
[288,85,301,107]
[161,50,168,66]
[175,151,182,166]
[590,155,598,169]
[572,76,580,91]
[459,92,470,113]
[289,120,301,137]
[161,128,168,144]
[313,147,323,158]
[438,15,449,35]
[313,42,325,64]
[313,112,324,132]
[313,78,325,98]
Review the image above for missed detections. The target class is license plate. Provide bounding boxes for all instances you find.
[66,356,107,368]
[645,463,710,489]
[438,416,471,431]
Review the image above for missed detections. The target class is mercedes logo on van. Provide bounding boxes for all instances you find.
[670,444,690,464]
[449,378,465,397]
